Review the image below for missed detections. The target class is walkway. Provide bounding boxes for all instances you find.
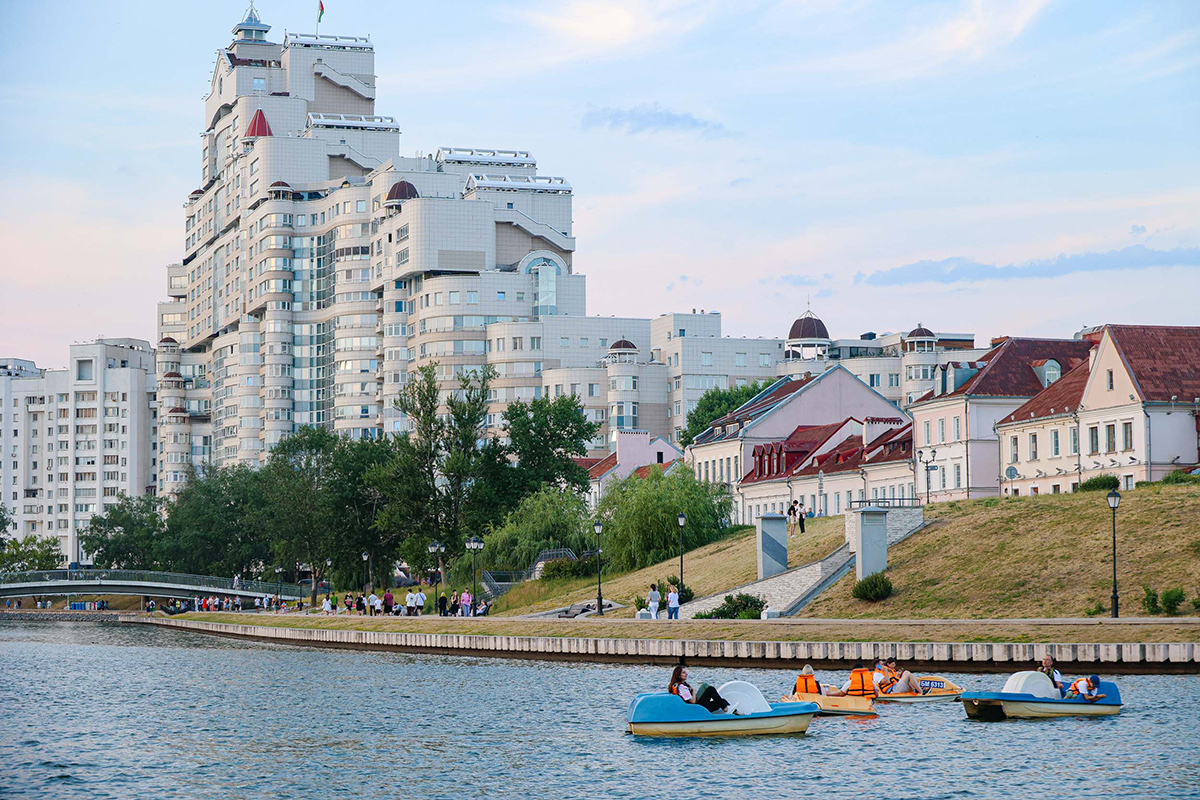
[0,569,305,601]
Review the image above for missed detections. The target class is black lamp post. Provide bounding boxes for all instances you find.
[465,536,485,615]
[427,540,445,607]
[593,520,604,616]
[361,551,370,594]
[1107,489,1121,618]
[917,448,937,505]
[274,566,282,607]
[676,512,686,595]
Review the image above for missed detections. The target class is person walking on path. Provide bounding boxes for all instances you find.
[461,589,473,616]
[416,587,426,616]
[367,591,378,617]
[382,589,394,616]
[666,585,680,620]
[404,588,416,616]
[646,583,661,620]
[438,592,448,616]
[449,591,459,617]
[322,595,333,615]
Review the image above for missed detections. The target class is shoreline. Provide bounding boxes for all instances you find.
[116,615,1200,674]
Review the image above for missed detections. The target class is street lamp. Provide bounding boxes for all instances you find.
[274,566,282,608]
[465,536,485,616]
[677,512,687,597]
[427,540,445,609]
[593,520,604,616]
[324,558,332,597]
[1107,489,1121,618]
[916,449,937,506]
[361,551,369,594]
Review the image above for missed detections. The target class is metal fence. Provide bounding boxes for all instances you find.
[847,498,923,509]
[0,569,305,598]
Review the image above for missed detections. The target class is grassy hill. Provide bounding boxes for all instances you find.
[801,483,1200,619]
[494,515,846,616]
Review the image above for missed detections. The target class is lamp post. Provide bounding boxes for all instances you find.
[676,512,686,596]
[427,541,445,608]
[1107,489,1121,618]
[465,536,485,616]
[593,520,604,616]
[361,551,369,594]
[916,448,937,506]
[274,566,282,607]
[324,558,332,598]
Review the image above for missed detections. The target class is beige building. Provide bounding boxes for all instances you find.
[908,336,1095,502]
[584,429,682,508]
[995,324,1200,495]
[0,340,157,562]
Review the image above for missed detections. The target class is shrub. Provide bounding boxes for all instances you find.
[1191,592,1200,612]
[633,595,648,611]
[694,593,766,620]
[539,556,597,581]
[660,576,694,605]
[1084,600,1105,617]
[1160,587,1186,616]
[852,572,894,602]
[1162,470,1200,485]
[1079,474,1120,492]
[1142,584,1161,615]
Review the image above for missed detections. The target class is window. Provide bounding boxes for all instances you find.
[1010,436,1019,463]
[530,337,541,350]
[889,373,900,387]
[701,352,713,366]
[1106,369,1114,390]
[937,418,945,443]
[466,291,478,304]
[1088,426,1099,454]
[448,291,460,304]
[497,291,506,301]
[1105,424,1116,453]
[1044,360,1061,385]
[356,200,366,213]
[953,463,962,488]
[735,352,747,367]
[759,353,770,367]
[512,337,523,351]
[588,383,599,397]
[952,416,961,441]
[1029,433,1038,461]
[922,420,931,446]
[939,467,946,489]
[869,374,881,388]
[560,337,570,347]
[1070,427,1079,455]
[1050,429,1060,456]
[1122,421,1133,451]
[252,77,266,92]
[1051,484,1061,494]
[76,360,94,381]
[579,338,588,347]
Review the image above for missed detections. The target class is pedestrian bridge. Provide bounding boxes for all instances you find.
[0,569,304,601]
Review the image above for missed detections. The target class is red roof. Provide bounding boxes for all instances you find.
[914,338,1092,404]
[571,456,604,472]
[791,424,914,478]
[999,361,1090,425]
[245,109,273,138]
[587,452,618,480]
[631,459,680,479]
[1106,324,1200,402]
[740,419,855,485]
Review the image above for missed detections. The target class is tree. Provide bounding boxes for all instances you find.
[81,494,166,570]
[596,468,732,571]
[678,381,769,447]
[482,486,591,571]
[502,394,599,501]
[0,534,64,572]
[0,502,12,544]
[163,464,271,578]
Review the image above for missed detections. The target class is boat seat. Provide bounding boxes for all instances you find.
[717,681,772,715]
[1001,671,1058,699]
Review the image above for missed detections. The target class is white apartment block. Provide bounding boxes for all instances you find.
[0,340,157,563]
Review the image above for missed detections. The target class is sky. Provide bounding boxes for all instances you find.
[1,0,1198,368]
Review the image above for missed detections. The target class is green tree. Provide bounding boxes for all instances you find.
[596,468,732,571]
[678,380,769,447]
[503,394,599,500]
[81,494,166,570]
[0,534,64,572]
[162,464,271,577]
[482,486,591,570]
[0,502,12,544]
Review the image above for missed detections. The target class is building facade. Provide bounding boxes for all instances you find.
[0,340,157,562]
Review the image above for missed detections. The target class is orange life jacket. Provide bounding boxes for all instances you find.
[794,674,820,695]
[875,664,899,692]
[1069,678,1095,696]
[846,668,876,697]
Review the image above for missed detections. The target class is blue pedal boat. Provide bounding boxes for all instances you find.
[961,671,1123,720]
[627,681,820,737]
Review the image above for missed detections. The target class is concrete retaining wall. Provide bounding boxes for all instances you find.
[120,616,1200,674]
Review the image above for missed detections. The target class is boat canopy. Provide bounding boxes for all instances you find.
[1001,671,1059,698]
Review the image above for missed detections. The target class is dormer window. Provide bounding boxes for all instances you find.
[1043,359,1061,386]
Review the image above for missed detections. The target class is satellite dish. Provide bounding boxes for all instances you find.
[1005,466,1018,480]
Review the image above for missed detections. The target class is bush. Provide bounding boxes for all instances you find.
[539,555,597,581]
[633,595,648,611]
[1084,600,1105,617]
[852,572,894,602]
[694,593,766,620]
[1142,584,1160,615]
[1163,470,1200,485]
[1079,474,1120,492]
[1191,592,1200,612]
[1160,587,1186,616]
[660,576,694,605]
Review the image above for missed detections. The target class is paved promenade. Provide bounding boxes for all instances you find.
[121,615,1200,673]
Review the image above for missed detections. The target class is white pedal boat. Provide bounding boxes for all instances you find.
[961,671,1123,720]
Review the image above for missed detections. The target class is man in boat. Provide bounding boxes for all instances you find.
[1038,654,1066,694]
[874,656,924,695]
[792,664,825,696]
[827,662,876,698]
[1068,675,1106,702]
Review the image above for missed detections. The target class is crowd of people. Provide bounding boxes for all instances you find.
[317,586,491,617]
[643,583,682,620]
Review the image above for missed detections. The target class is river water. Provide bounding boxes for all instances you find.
[1,621,1197,799]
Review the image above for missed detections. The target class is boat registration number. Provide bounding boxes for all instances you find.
[919,679,946,690]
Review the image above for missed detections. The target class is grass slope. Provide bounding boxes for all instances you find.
[493,516,846,617]
[802,484,1200,619]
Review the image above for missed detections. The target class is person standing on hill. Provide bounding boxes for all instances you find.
[666,585,680,620]
[646,583,661,620]
[796,501,806,534]
[787,501,798,537]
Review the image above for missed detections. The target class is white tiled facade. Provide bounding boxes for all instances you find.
[0,340,157,563]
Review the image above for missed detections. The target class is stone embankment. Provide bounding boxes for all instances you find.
[0,610,135,622]
[121,615,1199,674]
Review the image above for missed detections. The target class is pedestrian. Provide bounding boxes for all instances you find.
[416,586,426,616]
[438,592,448,616]
[404,587,416,616]
[344,594,353,615]
[449,590,459,617]
[646,583,661,620]
[322,595,332,615]
[461,589,473,617]
[383,588,394,616]
[787,500,798,537]
[666,585,680,620]
[796,500,806,534]
[356,594,366,616]
[367,590,378,617]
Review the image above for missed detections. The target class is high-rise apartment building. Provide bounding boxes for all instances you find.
[0,340,157,562]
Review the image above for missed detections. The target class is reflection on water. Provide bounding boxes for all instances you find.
[1,621,1197,799]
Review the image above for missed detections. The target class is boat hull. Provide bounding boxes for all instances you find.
[962,694,1121,720]
[626,693,819,737]
[875,675,962,704]
[628,712,815,737]
[781,692,876,716]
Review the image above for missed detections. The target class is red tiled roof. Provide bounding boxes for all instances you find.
[587,452,618,480]
[792,424,913,478]
[245,109,273,138]
[915,338,1092,403]
[572,456,604,471]
[999,361,1090,426]
[740,419,856,485]
[631,459,680,479]
[1106,324,1200,402]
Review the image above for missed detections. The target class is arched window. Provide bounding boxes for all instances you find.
[1044,359,1061,385]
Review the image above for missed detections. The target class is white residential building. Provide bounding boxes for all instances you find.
[0,340,157,563]
[584,429,682,508]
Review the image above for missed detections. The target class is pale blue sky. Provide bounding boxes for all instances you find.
[2,0,1198,366]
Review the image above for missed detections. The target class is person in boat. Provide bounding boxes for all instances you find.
[668,666,733,713]
[1068,675,1106,702]
[1038,654,1066,694]
[828,662,877,698]
[792,664,826,696]
[874,656,924,695]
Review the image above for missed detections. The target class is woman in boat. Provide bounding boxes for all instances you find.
[793,664,825,696]
[875,656,923,695]
[668,666,732,713]
[1038,654,1066,694]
